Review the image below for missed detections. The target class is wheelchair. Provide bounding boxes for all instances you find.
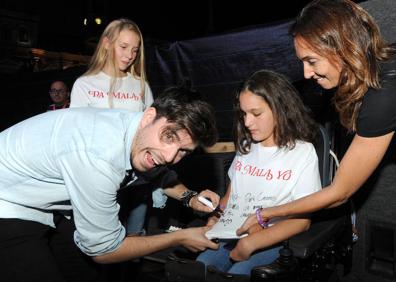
[161,125,352,282]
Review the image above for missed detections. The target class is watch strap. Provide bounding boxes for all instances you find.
[181,190,198,207]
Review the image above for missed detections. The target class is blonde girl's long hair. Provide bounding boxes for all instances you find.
[290,0,396,131]
[84,18,147,108]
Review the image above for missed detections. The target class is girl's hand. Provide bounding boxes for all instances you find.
[229,237,255,261]
[236,210,270,236]
[236,215,258,236]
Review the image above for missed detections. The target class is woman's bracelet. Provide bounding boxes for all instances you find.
[256,208,269,228]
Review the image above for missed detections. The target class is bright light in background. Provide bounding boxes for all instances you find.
[83,17,101,26]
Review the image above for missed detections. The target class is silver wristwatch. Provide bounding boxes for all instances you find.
[181,190,198,207]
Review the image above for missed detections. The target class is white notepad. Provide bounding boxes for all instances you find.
[205,208,248,239]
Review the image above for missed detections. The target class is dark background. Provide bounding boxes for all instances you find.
[0,0,367,137]
[1,1,396,281]
[0,0,317,53]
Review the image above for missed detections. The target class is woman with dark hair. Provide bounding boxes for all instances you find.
[238,0,396,237]
[196,70,321,274]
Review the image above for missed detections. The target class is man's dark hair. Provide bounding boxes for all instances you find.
[151,86,218,147]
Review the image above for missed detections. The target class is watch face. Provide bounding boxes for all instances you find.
[182,190,196,198]
[181,190,198,207]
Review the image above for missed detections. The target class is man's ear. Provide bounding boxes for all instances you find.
[140,107,157,128]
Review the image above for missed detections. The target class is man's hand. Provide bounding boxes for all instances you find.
[206,215,219,227]
[189,189,220,213]
[94,225,219,264]
[178,226,219,252]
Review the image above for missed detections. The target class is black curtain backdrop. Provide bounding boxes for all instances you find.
[2,19,330,140]
[145,19,327,141]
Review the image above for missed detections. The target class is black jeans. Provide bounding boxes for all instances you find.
[0,214,103,282]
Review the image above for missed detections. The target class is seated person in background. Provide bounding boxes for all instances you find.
[0,86,219,282]
[47,80,70,111]
[197,70,322,275]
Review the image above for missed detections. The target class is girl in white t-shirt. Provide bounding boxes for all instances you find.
[70,18,153,110]
[197,70,322,275]
[70,19,153,236]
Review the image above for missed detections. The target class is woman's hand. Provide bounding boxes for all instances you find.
[189,189,220,213]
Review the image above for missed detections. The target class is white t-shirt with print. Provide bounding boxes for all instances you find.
[206,141,322,239]
[70,72,154,112]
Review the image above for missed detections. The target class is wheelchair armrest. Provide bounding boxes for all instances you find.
[289,206,349,259]
[165,255,250,282]
[165,256,206,282]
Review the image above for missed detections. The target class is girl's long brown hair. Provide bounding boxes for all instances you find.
[234,70,317,154]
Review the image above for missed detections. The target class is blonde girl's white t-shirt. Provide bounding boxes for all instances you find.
[206,141,322,239]
[70,72,154,112]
